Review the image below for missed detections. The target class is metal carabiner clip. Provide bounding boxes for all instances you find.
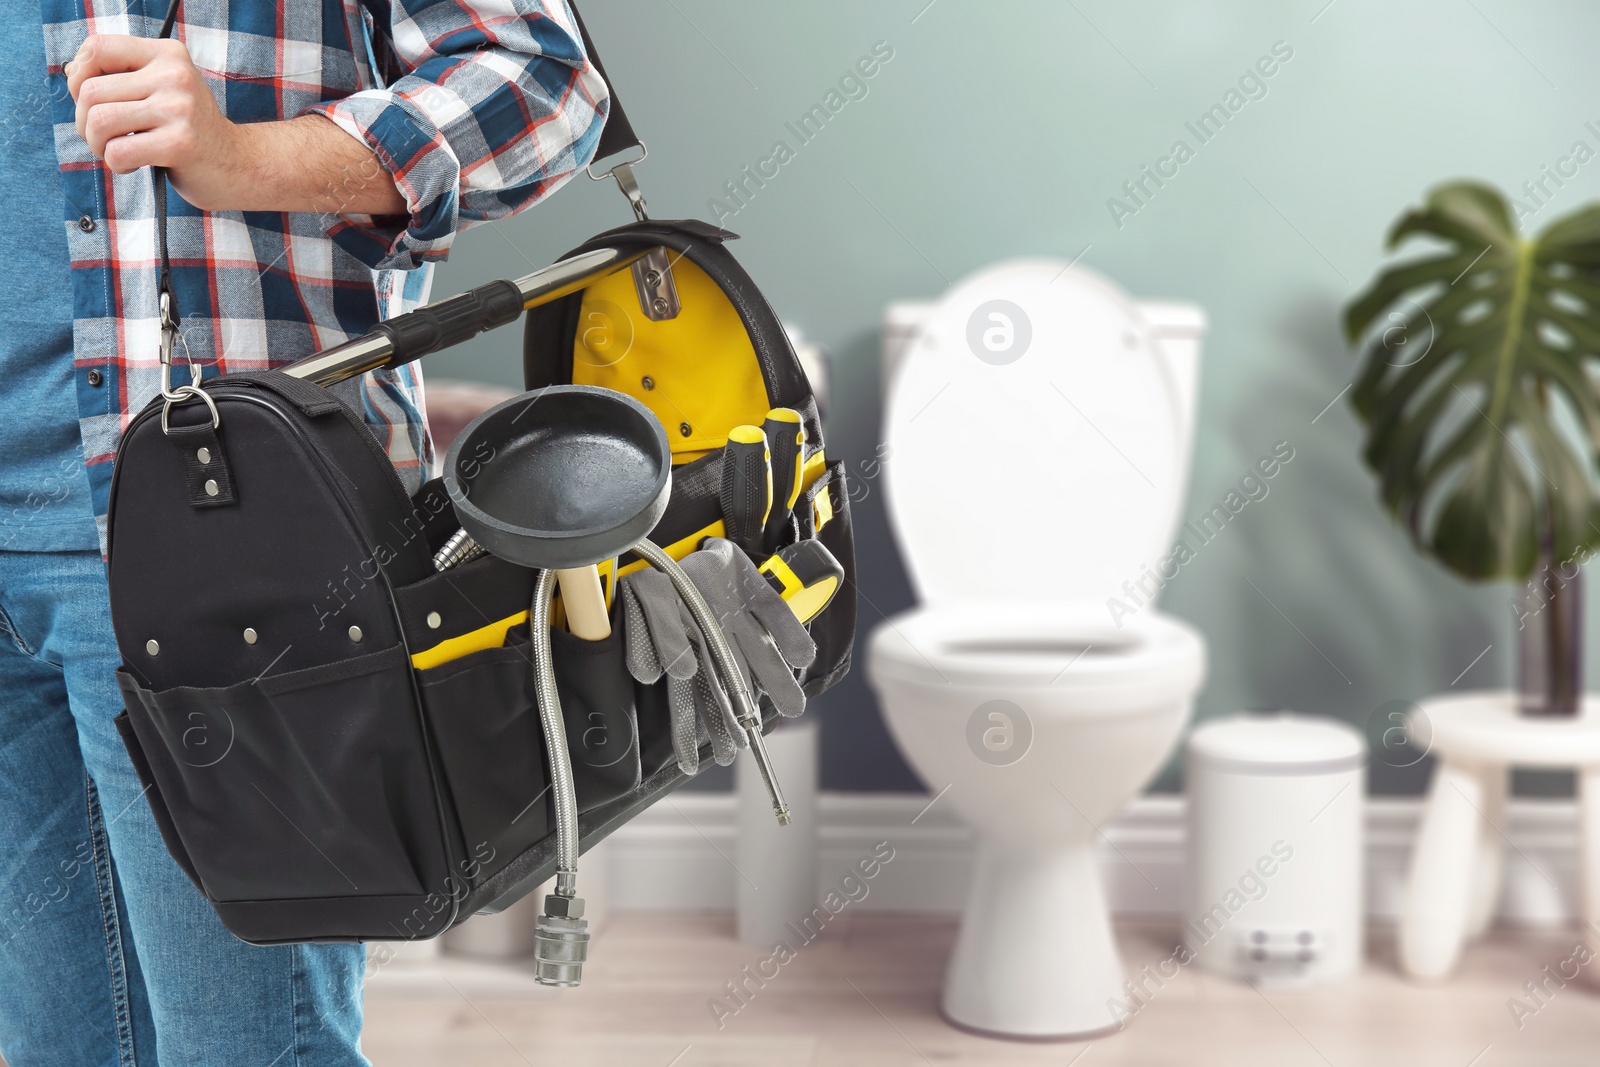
[157,289,199,401]
[157,289,218,434]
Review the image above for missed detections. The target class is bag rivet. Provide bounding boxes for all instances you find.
[644,269,662,287]
[204,479,219,497]
[145,639,160,656]
[197,447,211,465]
[348,625,364,643]
[679,422,691,437]
[243,627,258,644]
[652,297,670,316]
[641,376,655,391]
[426,611,442,629]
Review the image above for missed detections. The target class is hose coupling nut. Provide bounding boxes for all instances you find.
[534,895,590,987]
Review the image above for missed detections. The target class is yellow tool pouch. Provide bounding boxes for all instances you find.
[524,219,856,697]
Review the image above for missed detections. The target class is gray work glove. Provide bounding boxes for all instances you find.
[677,538,818,720]
[621,566,745,774]
[620,539,819,776]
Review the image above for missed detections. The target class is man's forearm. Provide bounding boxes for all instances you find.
[67,35,406,217]
[196,115,406,216]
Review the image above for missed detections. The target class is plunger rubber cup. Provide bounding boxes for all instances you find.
[444,385,673,635]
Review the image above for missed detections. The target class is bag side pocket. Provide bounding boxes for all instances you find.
[551,607,641,805]
[416,636,552,875]
[797,460,855,695]
[113,710,203,893]
[117,645,439,903]
[415,614,642,891]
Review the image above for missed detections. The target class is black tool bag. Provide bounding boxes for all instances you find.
[105,9,854,946]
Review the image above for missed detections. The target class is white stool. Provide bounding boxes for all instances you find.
[1399,691,1600,980]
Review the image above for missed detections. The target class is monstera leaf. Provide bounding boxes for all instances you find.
[1345,181,1600,581]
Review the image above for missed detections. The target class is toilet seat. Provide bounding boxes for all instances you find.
[883,260,1186,606]
[869,603,1205,709]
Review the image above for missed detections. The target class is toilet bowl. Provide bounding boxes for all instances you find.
[866,259,1209,1039]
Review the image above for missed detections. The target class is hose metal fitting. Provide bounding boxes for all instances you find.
[534,893,590,987]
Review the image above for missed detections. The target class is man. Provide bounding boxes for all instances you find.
[0,1,607,1063]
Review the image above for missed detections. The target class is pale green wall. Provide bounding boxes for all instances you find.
[423,0,1600,792]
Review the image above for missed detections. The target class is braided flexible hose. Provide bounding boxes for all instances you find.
[530,568,580,881]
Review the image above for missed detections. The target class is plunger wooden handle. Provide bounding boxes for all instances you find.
[555,566,611,640]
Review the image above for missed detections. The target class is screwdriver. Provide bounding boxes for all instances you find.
[720,425,771,557]
[761,408,805,550]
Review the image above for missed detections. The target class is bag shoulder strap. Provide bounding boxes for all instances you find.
[155,0,182,366]
[565,2,639,166]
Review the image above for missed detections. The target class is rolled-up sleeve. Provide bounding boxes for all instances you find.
[304,0,610,271]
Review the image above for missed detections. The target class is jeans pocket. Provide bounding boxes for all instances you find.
[117,645,439,902]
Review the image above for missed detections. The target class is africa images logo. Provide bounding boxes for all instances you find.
[966,700,1032,766]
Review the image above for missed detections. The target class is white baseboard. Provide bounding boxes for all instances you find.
[604,792,1586,926]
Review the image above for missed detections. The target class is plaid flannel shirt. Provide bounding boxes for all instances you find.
[35,0,609,540]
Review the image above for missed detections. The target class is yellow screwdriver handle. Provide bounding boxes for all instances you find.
[761,408,805,549]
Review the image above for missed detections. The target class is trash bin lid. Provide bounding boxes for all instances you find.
[1187,712,1365,775]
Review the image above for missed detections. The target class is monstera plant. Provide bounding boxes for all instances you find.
[1345,181,1600,716]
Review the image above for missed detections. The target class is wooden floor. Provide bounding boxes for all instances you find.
[361,913,1600,1066]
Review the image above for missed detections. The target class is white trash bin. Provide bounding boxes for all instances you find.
[1185,712,1365,985]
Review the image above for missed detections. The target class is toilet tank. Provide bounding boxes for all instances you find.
[1137,301,1207,492]
[881,299,935,398]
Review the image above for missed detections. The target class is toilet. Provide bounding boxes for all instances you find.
[867,259,1208,1039]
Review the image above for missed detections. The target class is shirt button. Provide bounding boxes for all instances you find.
[87,369,103,387]
[78,215,95,233]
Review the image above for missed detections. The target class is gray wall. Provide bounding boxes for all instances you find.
[423,0,1600,794]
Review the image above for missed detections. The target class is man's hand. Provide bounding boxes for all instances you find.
[67,36,227,188]
[67,34,406,217]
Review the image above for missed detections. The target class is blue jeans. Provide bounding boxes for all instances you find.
[0,548,369,1066]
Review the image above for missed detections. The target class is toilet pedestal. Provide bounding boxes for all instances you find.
[944,841,1125,1039]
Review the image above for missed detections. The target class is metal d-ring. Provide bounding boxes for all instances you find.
[585,144,652,223]
[584,141,648,184]
[161,384,220,435]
